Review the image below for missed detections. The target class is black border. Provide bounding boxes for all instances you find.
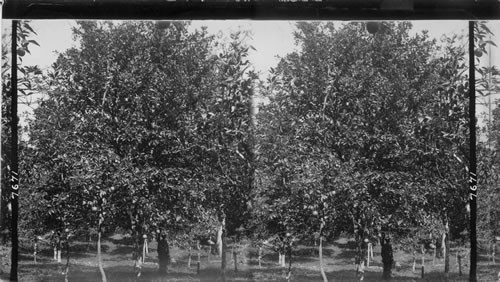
[2,0,500,20]
[2,1,498,281]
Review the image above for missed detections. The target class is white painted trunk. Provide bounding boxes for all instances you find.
[442,233,446,263]
[443,220,450,276]
[97,230,107,282]
[279,252,286,267]
[142,239,147,263]
[457,252,463,275]
[220,216,227,275]
[64,242,70,282]
[412,251,416,272]
[421,245,425,268]
[369,243,374,259]
[433,245,436,265]
[135,256,142,277]
[319,236,328,282]
[217,225,223,257]
[366,243,370,267]
[197,240,201,264]
[258,246,262,268]
[358,261,365,281]
[492,245,496,264]
[208,246,211,262]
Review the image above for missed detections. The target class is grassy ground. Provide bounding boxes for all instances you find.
[0,236,498,281]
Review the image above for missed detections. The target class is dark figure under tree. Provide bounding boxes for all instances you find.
[381,233,394,280]
[157,232,170,274]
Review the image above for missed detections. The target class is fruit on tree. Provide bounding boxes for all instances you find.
[17,48,26,57]
[366,22,380,34]
[155,21,171,30]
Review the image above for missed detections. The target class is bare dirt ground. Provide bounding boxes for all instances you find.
[0,236,498,281]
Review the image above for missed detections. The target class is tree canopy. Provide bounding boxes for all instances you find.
[253,22,472,265]
[20,21,256,273]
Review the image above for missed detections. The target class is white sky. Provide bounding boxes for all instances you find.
[1,20,499,129]
[6,20,487,76]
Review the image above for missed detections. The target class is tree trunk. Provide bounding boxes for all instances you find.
[258,246,262,268]
[319,236,328,282]
[458,253,462,276]
[33,242,37,263]
[370,242,374,260]
[220,215,227,280]
[197,240,201,265]
[231,244,234,264]
[157,232,169,274]
[142,237,147,263]
[279,251,286,267]
[217,223,223,257]
[487,198,492,263]
[135,255,142,278]
[55,235,62,263]
[353,216,365,277]
[57,248,62,263]
[412,250,416,273]
[197,240,201,274]
[354,222,360,269]
[87,234,92,251]
[283,250,287,267]
[64,239,70,282]
[492,242,496,264]
[421,244,425,268]
[221,236,227,281]
[286,244,292,282]
[97,225,107,282]
[443,219,450,277]
[221,232,226,271]
[208,246,211,262]
[433,239,437,265]
[233,249,238,272]
[367,243,371,268]
[129,211,142,277]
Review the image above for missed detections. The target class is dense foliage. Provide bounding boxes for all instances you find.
[17,21,255,277]
[251,21,497,279]
[2,20,499,281]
